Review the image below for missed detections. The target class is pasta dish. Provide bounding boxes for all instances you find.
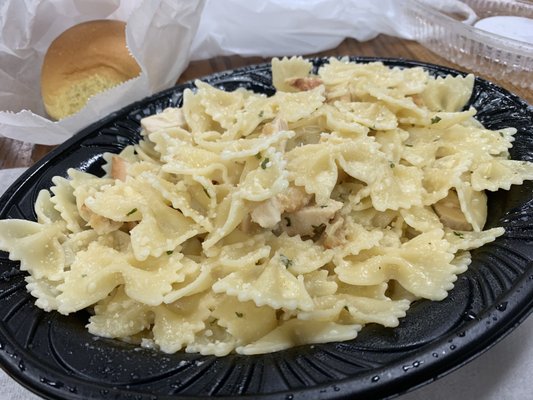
[1,57,532,356]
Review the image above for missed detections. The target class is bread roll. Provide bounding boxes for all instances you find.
[41,20,141,120]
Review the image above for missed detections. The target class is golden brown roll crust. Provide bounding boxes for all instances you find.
[41,20,141,120]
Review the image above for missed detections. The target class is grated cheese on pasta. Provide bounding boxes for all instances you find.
[1,57,533,355]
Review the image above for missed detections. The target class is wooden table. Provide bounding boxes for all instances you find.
[0,34,531,170]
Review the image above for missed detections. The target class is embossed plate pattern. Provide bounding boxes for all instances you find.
[0,58,532,400]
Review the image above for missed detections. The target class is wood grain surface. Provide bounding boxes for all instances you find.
[1,34,531,170]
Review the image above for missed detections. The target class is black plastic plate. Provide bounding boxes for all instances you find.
[0,58,532,400]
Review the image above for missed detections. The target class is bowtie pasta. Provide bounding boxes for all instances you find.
[1,57,533,356]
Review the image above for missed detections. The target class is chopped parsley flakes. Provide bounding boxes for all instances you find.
[126,208,138,216]
[261,157,270,169]
[279,254,293,268]
[431,116,442,124]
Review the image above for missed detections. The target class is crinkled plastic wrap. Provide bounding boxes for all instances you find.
[0,0,475,145]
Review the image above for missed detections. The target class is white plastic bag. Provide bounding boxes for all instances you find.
[191,0,407,59]
[0,0,475,145]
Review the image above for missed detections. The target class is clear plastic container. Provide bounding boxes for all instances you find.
[404,0,533,89]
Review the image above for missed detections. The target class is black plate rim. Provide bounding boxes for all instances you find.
[0,57,532,400]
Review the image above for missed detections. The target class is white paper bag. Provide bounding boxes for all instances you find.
[0,0,205,145]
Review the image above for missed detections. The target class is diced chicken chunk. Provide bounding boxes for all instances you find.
[250,186,312,229]
[140,107,186,134]
[281,200,343,237]
[433,190,472,231]
[251,198,283,228]
[276,186,312,213]
[262,118,288,136]
[111,155,128,181]
[286,77,323,91]
[323,216,346,249]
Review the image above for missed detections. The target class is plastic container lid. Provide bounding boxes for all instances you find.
[404,0,533,89]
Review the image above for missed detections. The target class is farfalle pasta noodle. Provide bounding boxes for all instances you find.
[1,57,533,356]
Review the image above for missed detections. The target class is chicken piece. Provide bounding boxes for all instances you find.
[323,216,346,249]
[281,200,343,237]
[276,186,312,213]
[433,190,472,231]
[140,107,186,134]
[111,155,128,181]
[87,213,123,235]
[250,198,283,229]
[250,186,312,229]
[262,118,288,136]
[286,77,323,91]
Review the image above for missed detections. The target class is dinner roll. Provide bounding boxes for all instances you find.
[41,20,141,120]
